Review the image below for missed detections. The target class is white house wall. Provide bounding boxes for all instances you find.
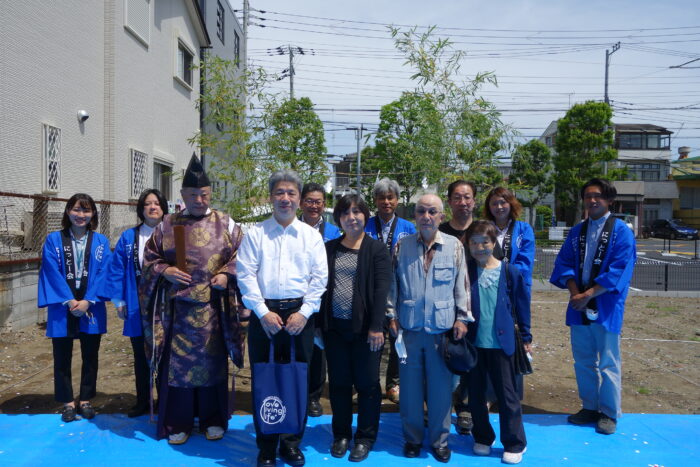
[0,1,106,198]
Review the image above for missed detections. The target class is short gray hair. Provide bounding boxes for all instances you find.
[372,177,400,199]
[269,169,303,194]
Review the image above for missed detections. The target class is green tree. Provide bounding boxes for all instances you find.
[263,96,328,183]
[373,92,447,204]
[390,26,512,195]
[510,139,554,225]
[553,101,624,224]
[189,54,277,220]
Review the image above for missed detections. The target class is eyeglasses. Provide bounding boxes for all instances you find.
[450,195,473,202]
[303,199,324,206]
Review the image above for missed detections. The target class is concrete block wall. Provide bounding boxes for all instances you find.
[0,262,43,331]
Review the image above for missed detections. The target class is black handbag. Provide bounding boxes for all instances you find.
[505,263,533,376]
[440,327,478,375]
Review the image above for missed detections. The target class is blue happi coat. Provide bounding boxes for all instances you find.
[38,230,111,337]
[99,227,145,337]
[549,218,636,334]
[364,215,416,251]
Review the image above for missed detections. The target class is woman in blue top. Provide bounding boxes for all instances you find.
[100,189,167,417]
[466,220,531,465]
[482,187,535,298]
[38,193,111,422]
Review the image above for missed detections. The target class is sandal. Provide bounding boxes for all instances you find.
[205,426,225,441]
[168,432,190,445]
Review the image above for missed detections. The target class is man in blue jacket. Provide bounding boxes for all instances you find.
[365,177,416,403]
[300,182,341,417]
[550,178,636,435]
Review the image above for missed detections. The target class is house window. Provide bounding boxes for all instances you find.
[124,0,151,47]
[234,31,240,67]
[626,162,660,181]
[680,187,700,209]
[618,133,643,149]
[176,40,194,88]
[131,149,148,199]
[43,124,61,192]
[216,1,225,44]
[153,160,172,200]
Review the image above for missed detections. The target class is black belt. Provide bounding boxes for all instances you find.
[265,298,303,311]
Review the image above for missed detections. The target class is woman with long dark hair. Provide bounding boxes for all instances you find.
[38,193,111,422]
[100,189,168,417]
[318,194,392,462]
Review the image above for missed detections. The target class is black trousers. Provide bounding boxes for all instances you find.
[163,382,227,434]
[52,333,102,403]
[324,319,382,446]
[248,307,315,454]
[130,336,150,407]
[468,348,527,453]
[384,333,400,391]
[309,344,326,401]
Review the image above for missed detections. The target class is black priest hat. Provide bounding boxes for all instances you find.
[182,153,211,188]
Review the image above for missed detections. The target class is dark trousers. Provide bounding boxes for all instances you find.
[52,333,102,403]
[309,344,326,401]
[384,333,399,391]
[248,308,315,454]
[163,382,227,434]
[130,336,150,407]
[468,348,526,453]
[324,319,382,446]
[453,373,470,415]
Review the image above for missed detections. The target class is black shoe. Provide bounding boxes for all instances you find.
[61,405,77,423]
[455,413,473,435]
[431,446,451,463]
[403,442,421,458]
[308,398,323,417]
[257,451,276,467]
[349,443,370,462]
[567,408,600,425]
[78,402,96,420]
[279,447,305,467]
[330,438,350,458]
[127,403,149,418]
[596,414,617,435]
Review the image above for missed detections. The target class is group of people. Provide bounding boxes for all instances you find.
[38,153,635,466]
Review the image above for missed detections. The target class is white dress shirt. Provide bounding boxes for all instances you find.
[236,216,328,320]
[137,223,155,267]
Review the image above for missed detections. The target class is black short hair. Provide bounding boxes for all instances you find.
[580,178,617,201]
[62,193,99,230]
[301,182,326,199]
[447,180,477,199]
[333,194,370,227]
[136,189,169,223]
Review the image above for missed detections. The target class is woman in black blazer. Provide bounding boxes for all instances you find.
[318,194,392,463]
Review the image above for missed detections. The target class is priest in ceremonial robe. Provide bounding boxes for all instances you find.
[139,154,244,444]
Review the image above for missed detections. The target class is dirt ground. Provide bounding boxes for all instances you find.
[1,291,699,418]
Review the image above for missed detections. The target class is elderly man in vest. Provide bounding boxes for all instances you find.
[388,194,473,463]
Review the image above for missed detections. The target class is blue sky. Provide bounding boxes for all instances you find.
[238,0,700,160]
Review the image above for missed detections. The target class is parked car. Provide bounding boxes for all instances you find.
[612,213,634,232]
[649,219,699,240]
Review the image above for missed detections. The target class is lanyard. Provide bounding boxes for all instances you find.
[374,216,398,252]
[577,216,615,321]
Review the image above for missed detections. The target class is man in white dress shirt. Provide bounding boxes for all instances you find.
[237,170,329,467]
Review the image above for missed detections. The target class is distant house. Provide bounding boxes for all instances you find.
[672,147,700,229]
[540,121,679,230]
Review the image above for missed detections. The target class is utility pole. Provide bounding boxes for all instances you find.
[347,125,364,192]
[288,45,294,98]
[242,0,249,72]
[604,42,621,105]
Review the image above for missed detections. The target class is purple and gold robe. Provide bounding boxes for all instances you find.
[139,209,243,400]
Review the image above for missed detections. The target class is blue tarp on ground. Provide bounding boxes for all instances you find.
[0,413,697,466]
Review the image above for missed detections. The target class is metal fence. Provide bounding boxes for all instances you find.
[0,191,137,263]
[534,249,700,292]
